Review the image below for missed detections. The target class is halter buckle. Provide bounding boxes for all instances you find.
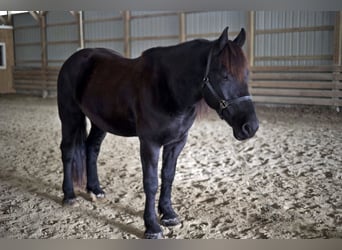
[220,100,228,110]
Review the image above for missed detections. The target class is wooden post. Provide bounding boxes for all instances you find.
[247,11,255,67]
[40,13,47,69]
[123,10,131,58]
[78,11,84,49]
[179,12,186,43]
[7,12,12,26]
[333,11,342,66]
[40,12,48,96]
[333,11,342,111]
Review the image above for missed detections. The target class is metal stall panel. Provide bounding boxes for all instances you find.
[83,11,124,54]
[13,13,41,67]
[186,11,247,42]
[130,11,179,58]
[254,11,335,66]
[46,11,79,67]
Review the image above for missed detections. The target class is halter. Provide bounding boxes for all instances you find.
[202,48,252,119]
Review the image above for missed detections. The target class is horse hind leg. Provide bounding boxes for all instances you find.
[86,122,106,201]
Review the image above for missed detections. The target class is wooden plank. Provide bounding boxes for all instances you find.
[250,88,337,98]
[47,60,65,63]
[251,65,342,72]
[83,16,123,24]
[47,40,79,45]
[14,80,56,86]
[85,38,124,44]
[255,25,334,35]
[252,96,342,106]
[130,12,178,20]
[14,84,56,91]
[14,25,40,30]
[14,66,60,71]
[15,42,41,47]
[14,61,42,66]
[250,81,337,89]
[13,72,44,77]
[12,66,59,93]
[186,31,239,39]
[254,55,333,61]
[17,82,56,87]
[131,35,179,41]
[46,21,77,27]
[250,73,333,81]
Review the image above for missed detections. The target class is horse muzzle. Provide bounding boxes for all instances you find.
[233,119,259,141]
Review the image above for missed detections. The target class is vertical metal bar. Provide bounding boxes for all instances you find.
[179,12,186,43]
[123,10,131,58]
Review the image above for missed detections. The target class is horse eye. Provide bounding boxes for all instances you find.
[223,76,229,81]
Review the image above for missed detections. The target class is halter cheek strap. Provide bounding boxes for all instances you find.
[201,49,252,119]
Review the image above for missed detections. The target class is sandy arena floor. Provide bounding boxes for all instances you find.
[0,94,341,239]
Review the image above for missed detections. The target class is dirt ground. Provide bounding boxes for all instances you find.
[0,94,341,239]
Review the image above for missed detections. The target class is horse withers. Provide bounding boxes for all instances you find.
[57,27,259,239]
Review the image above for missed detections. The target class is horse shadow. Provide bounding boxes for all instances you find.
[0,171,145,238]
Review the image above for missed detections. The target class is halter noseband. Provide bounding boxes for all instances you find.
[202,48,252,119]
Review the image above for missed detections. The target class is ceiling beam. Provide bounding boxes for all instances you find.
[29,11,41,22]
[69,11,79,17]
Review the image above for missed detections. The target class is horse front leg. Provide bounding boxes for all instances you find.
[139,139,162,239]
[159,134,188,227]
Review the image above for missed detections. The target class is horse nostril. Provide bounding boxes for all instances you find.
[242,123,252,136]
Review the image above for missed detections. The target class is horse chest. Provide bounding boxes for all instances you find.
[151,114,195,145]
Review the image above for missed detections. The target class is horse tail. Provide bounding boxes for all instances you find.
[71,119,87,188]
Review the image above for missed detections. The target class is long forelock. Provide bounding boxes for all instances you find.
[220,41,248,82]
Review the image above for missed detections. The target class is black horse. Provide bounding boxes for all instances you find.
[57,27,259,239]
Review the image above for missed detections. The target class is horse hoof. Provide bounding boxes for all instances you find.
[144,232,164,239]
[62,198,77,206]
[160,217,180,227]
[89,191,106,202]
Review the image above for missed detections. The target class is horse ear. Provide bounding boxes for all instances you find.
[233,28,246,47]
[217,27,229,51]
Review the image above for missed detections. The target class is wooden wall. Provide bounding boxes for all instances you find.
[248,11,342,107]
[0,26,15,93]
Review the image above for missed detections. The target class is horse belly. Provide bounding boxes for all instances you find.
[81,106,137,137]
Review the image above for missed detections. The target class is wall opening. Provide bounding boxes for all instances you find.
[0,42,6,69]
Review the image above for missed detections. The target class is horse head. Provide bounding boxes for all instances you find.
[202,27,259,140]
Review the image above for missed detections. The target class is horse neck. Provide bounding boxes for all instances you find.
[147,40,213,112]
